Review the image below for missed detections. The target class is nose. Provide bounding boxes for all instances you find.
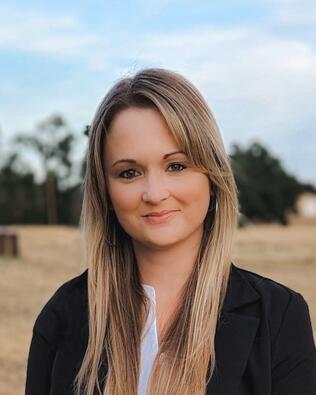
[142,172,170,204]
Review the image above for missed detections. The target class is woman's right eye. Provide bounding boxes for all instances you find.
[118,169,139,179]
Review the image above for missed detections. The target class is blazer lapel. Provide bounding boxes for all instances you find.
[206,263,261,394]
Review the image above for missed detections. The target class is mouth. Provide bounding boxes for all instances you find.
[143,211,178,224]
[143,210,178,217]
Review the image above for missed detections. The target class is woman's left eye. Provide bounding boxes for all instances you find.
[168,162,187,172]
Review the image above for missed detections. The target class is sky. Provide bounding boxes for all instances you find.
[1,0,316,185]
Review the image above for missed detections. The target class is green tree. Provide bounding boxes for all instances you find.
[13,114,75,224]
[0,153,46,224]
[230,141,316,224]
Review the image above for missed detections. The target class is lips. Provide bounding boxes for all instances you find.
[143,210,178,224]
[144,210,177,217]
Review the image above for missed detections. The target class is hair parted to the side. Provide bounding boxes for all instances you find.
[74,68,239,395]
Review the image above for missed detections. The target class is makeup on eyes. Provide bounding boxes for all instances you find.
[117,162,189,180]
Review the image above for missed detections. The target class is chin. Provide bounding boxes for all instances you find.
[142,234,184,249]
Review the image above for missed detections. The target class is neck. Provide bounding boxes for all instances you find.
[132,227,203,299]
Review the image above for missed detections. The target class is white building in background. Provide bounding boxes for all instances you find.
[288,192,316,224]
[296,193,316,218]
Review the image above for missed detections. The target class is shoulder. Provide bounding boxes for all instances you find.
[231,265,316,389]
[32,269,88,345]
[52,269,88,301]
[230,263,313,343]
[40,269,88,313]
[231,262,306,305]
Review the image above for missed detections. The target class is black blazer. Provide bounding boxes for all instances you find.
[25,263,316,394]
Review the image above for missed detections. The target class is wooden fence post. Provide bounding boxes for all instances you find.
[0,226,19,257]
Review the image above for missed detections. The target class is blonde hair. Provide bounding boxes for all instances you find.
[74,68,239,395]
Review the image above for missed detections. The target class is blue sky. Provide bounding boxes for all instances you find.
[1,0,316,185]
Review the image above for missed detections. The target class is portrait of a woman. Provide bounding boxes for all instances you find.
[25,68,316,395]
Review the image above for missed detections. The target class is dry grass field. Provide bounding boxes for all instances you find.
[0,224,315,395]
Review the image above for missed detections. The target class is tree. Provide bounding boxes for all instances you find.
[230,141,316,224]
[0,153,46,224]
[13,114,75,224]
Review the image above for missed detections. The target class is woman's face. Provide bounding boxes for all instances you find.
[103,106,211,250]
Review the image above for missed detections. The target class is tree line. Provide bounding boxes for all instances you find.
[0,114,314,226]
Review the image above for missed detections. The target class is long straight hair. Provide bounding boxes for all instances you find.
[74,68,239,395]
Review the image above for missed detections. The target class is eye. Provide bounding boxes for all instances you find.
[118,162,187,180]
[167,162,187,172]
[118,169,140,179]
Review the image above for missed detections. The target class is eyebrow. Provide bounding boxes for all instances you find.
[111,150,186,168]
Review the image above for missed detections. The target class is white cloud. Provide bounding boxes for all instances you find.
[0,8,101,57]
[113,26,316,183]
[1,6,315,183]
[265,0,316,26]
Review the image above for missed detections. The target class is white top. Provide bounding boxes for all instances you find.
[138,284,159,395]
[103,284,159,395]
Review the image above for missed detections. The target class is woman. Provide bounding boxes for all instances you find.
[25,68,316,395]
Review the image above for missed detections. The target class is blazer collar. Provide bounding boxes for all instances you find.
[222,262,260,312]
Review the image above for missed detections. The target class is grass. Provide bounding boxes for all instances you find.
[0,223,315,395]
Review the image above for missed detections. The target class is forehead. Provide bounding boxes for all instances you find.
[104,107,180,158]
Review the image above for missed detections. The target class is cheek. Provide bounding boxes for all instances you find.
[109,184,140,212]
[181,175,211,211]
